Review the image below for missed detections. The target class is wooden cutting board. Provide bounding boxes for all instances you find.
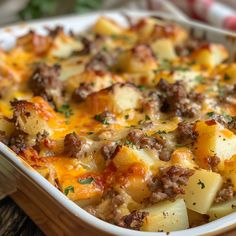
[1,190,236,236]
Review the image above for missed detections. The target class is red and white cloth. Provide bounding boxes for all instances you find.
[169,0,236,31]
[105,0,236,32]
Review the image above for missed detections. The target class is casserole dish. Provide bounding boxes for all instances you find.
[1,10,236,236]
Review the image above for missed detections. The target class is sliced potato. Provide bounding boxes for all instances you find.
[191,44,228,68]
[49,32,82,58]
[85,83,142,114]
[141,198,189,232]
[207,197,236,221]
[0,116,14,137]
[112,145,156,170]
[151,38,176,60]
[93,16,123,36]
[194,120,236,169]
[116,45,157,73]
[184,169,223,214]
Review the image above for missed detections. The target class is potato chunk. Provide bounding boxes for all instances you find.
[85,83,142,114]
[116,45,157,73]
[112,145,156,170]
[151,39,176,60]
[93,17,123,36]
[184,169,223,214]
[11,99,53,137]
[191,44,228,68]
[141,198,189,232]
[207,197,236,221]
[0,116,14,137]
[49,32,82,58]
[194,120,236,169]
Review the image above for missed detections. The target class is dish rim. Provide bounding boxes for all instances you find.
[0,10,236,236]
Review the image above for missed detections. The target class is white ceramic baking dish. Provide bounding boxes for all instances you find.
[1,10,236,236]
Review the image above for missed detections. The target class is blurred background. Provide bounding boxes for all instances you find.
[0,0,236,31]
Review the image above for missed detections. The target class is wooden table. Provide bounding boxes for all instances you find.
[0,197,44,236]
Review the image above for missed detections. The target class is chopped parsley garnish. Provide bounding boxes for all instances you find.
[87,131,94,135]
[78,177,94,185]
[124,140,134,147]
[64,185,74,196]
[137,85,146,91]
[197,179,205,189]
[173,66,188,71]
[206,111,215,118]
[94,114,109,125]
[156,130,167,135]
[145,115,151,121]
[176,143,185,147]
[224,74,231,81]
[195,75,204,84]
[222,112,233,123]
[124,114,129,120]
[57,104,73,124]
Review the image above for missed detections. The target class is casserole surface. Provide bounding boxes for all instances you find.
[1,11,236,235]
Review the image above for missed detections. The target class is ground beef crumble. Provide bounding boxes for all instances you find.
[118,211,148,230]
[94,111,116,125]
[9,130,28,154]
[101,142,117,160]
[176,121,198,144]
[64,132,88,158]
[29,63,62,107]
[156,79,198,118]
[72,83,93,102]
[0,130,9,145]
[148,165,194,203]
[126,129,162,151]
[215,182,235,203]
[86,50,115,72]
[206,155,220,171]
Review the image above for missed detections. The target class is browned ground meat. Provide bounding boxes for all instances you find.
[101,142,117,160]
[156,79,197,118]
[176,121,198,143]
[86,50,114,72]
[175,37,207,57]
[215,183,234,203]
[72,83,93,102]
[206,155,220,171]
[148,165,194,203]
[64,132,86,158]
[77,36,93,55]
[188,91,205,102]
[29,63,62,107]
[10,100,32,124]
[126,129,162,151]
[9,130,28,154]
[0,130,8,145]
[118,211,148,230]
[34,130,49,152]
[94,111,116,125]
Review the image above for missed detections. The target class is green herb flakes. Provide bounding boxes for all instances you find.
[224,74,231,81]
[206,111,215,118]
[195,75,204,84]
[78,177,94,185]
[64,185,74,196]
[58,104,73,124]
[197,179,205,189]
[145,115,151,121]
[94,114,109,125]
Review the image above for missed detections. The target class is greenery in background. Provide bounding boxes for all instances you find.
[19,0,103,20]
